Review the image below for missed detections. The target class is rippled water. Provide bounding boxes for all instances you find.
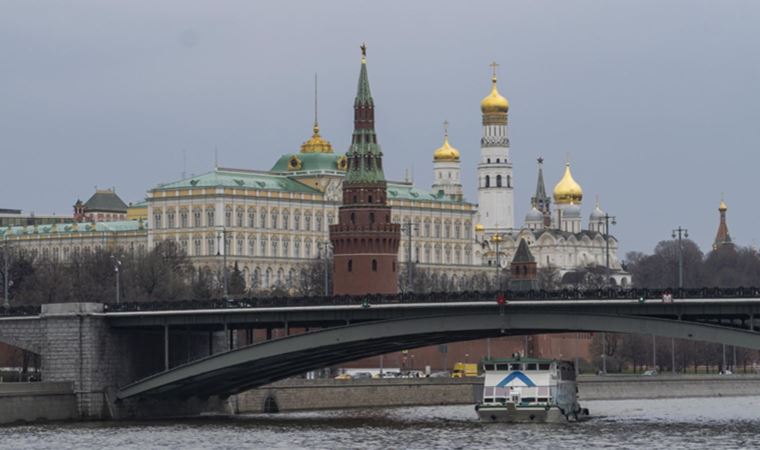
[2,397,760,449]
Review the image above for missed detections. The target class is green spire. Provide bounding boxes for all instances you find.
[354,45,374,107]
[345,44,385,184]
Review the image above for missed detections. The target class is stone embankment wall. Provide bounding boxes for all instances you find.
[0,382,77,424]
[578,375,760,401]
[236,375,760,413]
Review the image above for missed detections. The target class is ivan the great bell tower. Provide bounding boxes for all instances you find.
[330,45,401,295]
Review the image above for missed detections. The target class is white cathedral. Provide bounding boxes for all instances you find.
[430,67,627,286]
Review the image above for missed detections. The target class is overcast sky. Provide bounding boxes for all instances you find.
[1,1,758,255]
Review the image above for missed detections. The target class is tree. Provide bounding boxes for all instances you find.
[537,265,560,291]
[228,262,246,296]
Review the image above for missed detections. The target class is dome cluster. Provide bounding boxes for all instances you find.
[433,135,460,162]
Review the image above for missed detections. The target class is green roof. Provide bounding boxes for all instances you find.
[0,220,145,238]
[155,168,320,194]
[387,182,470,204]
[83,190,128,213]
[270,152,345,174]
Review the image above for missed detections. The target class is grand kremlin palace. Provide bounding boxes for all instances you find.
[0,55,627,366]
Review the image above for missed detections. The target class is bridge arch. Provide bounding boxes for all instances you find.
[117,312,760,400]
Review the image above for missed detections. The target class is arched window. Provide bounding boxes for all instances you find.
[369,212,375,223]
[371,259,378,272]
[351,212,355,224]
[368,195,373,204]
[485,175,490,188]
[496,175,502,187]
[348,259,353,272]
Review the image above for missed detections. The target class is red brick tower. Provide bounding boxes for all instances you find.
[330,45,401,295]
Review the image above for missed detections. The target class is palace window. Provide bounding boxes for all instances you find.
[434,222,441,238]
[316,215,322,231]
[225,208,232,227]
[271,211,279,229]
[294,212,301,231]
[248,239,254,256]
[271,239,278,257]
[180,238,188,254]
[237,238,243,255]
[283,239,289,257]
[305,240,312,258]
[283,212,289,230]
[207,238,215,255]
[167,211,175,229]
[424,221,431,238]
[180,211,188,228]
[260,210,267,229]
[206,209,215,227]
[236,209,244,227]
[260,239,267,256]
[193,209,202,227]
[294,240,301,258]
[248,209,256,228]
[194,239,201,256]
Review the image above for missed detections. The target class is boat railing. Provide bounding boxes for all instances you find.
[483,385,555,400]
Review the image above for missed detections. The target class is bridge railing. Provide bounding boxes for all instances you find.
[99,287,760,313]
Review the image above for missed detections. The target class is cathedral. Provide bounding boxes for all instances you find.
[1,50,628,291]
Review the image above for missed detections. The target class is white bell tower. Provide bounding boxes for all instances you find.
[477,62,514,233]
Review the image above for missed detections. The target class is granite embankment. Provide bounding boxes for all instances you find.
[235,375,760,413]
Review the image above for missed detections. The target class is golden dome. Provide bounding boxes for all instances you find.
[480,76,509,114]
[475,223,485,232]
[719,199,727,211]
[300,125,334,153]
[553,163,583,205]
[433,135,460,162]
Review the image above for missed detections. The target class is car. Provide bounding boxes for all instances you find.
[352,372,372,379]
[642,370,658,376]
[334,373,352,380]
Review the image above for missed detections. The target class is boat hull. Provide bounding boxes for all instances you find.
[476,403,585,423]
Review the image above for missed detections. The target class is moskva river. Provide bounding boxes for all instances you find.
[1,396,759,449]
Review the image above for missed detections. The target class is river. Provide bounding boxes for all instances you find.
[1,396,759,449]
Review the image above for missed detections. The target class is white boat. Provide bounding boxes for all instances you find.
[475,356,589,423]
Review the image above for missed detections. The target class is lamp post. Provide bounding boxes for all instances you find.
[603,214,617,286]
[401,220,419,292]
[3,234,9,308]
[601,213,616,375]
[672,227,689,290]
[216,228,228,297]
[110,255,122,304]
[670,227,688,375]
[491,233,503,289]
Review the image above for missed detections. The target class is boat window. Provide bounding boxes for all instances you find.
[526,363,537,371]
[483,364,495,371]
[538,398,548,403]
[484,387,494,396]
[509,363,522,371]
[495,397,506,403]
[521,397,536,403]
[483,398,493,403]
[496,364,509,371]
[538,363,551,370]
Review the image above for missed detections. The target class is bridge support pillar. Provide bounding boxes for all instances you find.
[164,324,170,371]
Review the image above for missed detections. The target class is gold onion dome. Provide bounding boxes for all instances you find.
[433,134,460,162]
[719,199,727,211]
[480,76,509,114]
[300,124,334,153]
[553,163,583,204]
[475,223,485,232]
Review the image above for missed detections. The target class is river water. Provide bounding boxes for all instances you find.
[1,396,759,449]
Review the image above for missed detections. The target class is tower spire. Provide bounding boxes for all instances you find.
[713,196,733,250]
[531,157,551,227]
[314,73,319,133]
[346,44,383,184]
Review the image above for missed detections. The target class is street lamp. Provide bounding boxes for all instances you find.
[401,220,419,292]
[3,233,10,308]
[671,227,689,290]
[491,233,503,290]
[216,228,228,297]
[110,255,122,304]
[603,214,617,287]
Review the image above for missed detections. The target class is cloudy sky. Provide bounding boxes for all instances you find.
[1,0,758,255]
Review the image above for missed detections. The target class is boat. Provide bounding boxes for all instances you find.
[475,356,589,423]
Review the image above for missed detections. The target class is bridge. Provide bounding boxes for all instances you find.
[2,288,760,419]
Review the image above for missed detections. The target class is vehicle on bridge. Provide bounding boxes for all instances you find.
[476,356,588,423]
